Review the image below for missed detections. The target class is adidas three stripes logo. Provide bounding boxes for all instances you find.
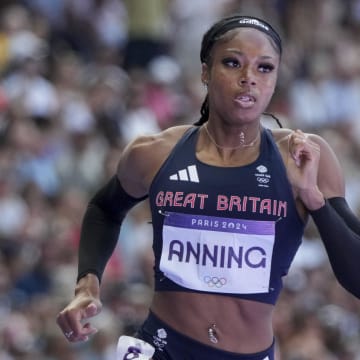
[169,165,199,183]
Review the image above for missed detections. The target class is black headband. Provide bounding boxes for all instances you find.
[200,15,282,63]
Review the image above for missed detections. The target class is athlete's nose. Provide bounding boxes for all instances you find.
[239,66,256,86]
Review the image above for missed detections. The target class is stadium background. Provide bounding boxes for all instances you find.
[0,1,360,359]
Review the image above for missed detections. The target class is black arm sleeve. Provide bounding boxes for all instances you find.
[309,197,360,298]
[77,175,148,283]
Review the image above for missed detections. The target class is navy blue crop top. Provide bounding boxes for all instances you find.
[149,126,304,305]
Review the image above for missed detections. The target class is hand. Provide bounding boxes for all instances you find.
[286,130,325,210]
[56,274,102,342]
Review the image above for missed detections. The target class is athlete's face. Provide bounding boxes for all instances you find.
[202,28,280,125]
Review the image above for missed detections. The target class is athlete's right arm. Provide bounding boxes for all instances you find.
[79,133,166,284]
[56,135,161,342]
[56,126,191,342]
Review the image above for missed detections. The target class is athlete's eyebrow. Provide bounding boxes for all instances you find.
[224,49,276,61]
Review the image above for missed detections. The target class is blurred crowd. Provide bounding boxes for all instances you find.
[0,0,360,359]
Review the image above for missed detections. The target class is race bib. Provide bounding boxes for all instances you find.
[160,212,275,294]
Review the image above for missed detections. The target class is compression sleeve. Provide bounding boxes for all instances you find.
[309,197,360,298]
[328,197,360,234]
[77,175,148,283]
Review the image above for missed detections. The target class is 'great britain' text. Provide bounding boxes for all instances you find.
[155,191,287,218]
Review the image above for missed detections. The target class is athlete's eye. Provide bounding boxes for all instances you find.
[222,58,241,68]
[259,63,275,73]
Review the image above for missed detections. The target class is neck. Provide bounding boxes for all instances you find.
[203,123,261,150]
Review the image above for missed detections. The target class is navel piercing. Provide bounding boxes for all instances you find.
[208,324,218,344]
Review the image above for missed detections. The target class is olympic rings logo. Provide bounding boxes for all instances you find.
[204,276,227,288]
[257,177,270,184]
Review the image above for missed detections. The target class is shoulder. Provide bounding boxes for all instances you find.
[117,125,194,197]
[271,127,337,154]
[269,128,292,144]
[121,125,193,166]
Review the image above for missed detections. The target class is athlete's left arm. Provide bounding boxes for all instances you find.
[288,130,360,298]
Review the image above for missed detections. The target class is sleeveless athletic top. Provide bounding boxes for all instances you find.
[149,126,304,304]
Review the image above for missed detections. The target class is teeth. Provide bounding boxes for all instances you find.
[239,96,253,101]
[234,95,255,107]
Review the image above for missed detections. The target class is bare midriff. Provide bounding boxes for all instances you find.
[150,291,274,354]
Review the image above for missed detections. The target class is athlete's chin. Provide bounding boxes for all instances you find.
[232,111,262,124]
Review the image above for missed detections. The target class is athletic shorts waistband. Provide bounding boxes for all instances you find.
[136,310,274,360]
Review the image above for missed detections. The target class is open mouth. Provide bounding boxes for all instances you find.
[234,94,256,107]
